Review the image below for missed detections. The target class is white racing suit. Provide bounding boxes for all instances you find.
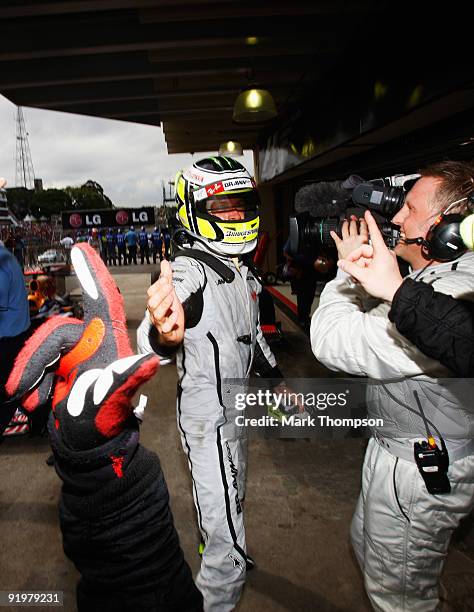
[311,251,474,612]
[137,244,280,612]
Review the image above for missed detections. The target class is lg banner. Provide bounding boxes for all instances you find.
[61,207,155,229]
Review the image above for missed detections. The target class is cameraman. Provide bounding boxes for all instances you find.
[311,161,474,611]
[338,209,474,377]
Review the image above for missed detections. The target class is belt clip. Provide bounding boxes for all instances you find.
[237,334,251,345]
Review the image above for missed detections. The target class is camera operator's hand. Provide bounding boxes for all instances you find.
[337,211,403,302]
[330,215,368,260]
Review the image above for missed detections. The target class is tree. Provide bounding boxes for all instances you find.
[65,180,113,210]
[6,187,71,219]
[31,188,72,218]
[5,187,33,218]
[6,180,113,219]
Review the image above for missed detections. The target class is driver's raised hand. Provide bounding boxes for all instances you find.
[147,259,185,345]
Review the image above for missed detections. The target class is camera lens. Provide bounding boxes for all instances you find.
[352,183,405,218]
[319,218,340,247]
[289,214,340,253]
[381,187,405,217]
[288,216,301,253]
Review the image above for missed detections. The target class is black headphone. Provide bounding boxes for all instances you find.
[421,213,466,261]
[403,192,474,262]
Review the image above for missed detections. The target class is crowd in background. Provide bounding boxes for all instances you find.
[0,222,171,270]
[0,221,61,268]
[83,225,171,266]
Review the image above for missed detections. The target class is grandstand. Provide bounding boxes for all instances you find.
[0,193,63,268]
[0,187,20,228]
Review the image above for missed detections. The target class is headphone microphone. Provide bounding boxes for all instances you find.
[402,237,425,246]
[396,189,474,261]
[400,214,467,261]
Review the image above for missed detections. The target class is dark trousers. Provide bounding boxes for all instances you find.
[0,328,31,434]
[117,247,127,266]
[127,245,137,265]
[294,270,317,329]
[139,245,150,265]
[152,245,162,264]
[107,246,117,266]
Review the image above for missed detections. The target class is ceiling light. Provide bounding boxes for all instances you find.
[232,87,277,123]
[218,140,244,157]
[245,36,258,45]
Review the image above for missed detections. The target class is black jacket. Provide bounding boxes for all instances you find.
[389,278,474,377]
[49,418,203,612]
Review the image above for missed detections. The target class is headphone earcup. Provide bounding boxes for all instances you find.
[467,192,474,213]
[424,214,467,261]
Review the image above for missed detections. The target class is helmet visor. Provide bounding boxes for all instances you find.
[196,190,259,220]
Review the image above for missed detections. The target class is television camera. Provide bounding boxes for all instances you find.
[289,178,407,255]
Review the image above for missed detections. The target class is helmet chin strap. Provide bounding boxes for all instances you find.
[178,232,236,257]
[199,236,243,257]
[193,234,256,258]
[193,235,225,254]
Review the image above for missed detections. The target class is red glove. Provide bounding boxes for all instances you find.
[6,244,159,451]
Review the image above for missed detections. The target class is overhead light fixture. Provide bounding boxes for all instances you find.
[245,36,259,46]
[232,87,277,123]
[218,140,244,157]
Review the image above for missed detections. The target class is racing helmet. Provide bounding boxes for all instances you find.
[175,156,260,255]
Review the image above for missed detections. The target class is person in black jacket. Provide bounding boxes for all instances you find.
[338,209,474,376]
[389,278,474,377]
[6,244,203,612]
